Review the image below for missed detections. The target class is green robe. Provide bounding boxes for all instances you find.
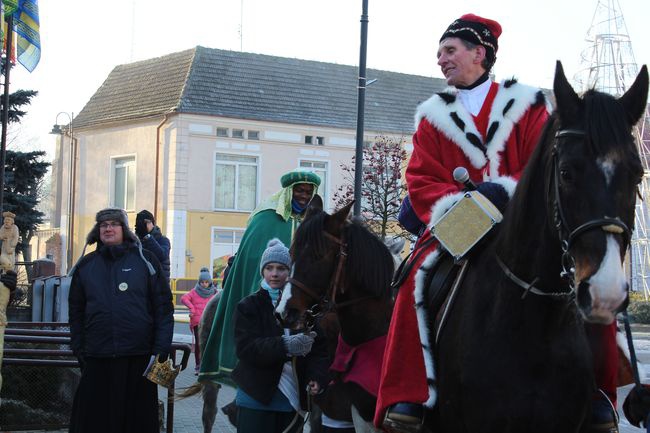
[198,209,300,383]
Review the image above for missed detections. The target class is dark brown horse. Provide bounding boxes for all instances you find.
[430,62,648,432]
[276,201,395,432]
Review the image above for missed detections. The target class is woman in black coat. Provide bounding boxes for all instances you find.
[232,239,329,433]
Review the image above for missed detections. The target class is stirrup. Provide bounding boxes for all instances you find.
[383,407,425,433]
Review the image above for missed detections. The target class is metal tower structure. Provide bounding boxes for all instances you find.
[575,0,650,297]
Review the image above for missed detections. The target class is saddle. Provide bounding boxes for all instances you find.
[393,190,503,342]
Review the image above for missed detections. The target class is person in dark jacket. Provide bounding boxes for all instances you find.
[68,207,174,433]
[232,238,329,433]
[135,209,171,280]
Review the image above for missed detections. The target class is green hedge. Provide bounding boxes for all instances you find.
[628,300,650,324]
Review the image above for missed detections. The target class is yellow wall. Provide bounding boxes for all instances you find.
[183,210,249,279]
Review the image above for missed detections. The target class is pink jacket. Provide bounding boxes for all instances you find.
[181,287,216,329]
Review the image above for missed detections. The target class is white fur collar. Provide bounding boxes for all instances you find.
[415,79,547,177]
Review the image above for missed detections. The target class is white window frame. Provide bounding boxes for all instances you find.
[213,152,261,212]
[298,158,330,210]
[210,226,246,280]
[109,154,136,211]
[217,127,229,137]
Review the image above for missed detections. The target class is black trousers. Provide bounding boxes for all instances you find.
[237,406,303,433]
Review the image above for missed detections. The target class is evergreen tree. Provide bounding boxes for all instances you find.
[3,150,50,262]
[0,55,43,263]
[0,59,38,123]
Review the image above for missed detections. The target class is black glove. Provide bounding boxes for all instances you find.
[157,352,169,362]
[476,182,510,213]
[1,270,17,292]
[135,217,148,239]
[623,384,650,427]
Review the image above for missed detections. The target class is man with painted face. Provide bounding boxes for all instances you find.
[200,169,321,385]
[376,13,620,433]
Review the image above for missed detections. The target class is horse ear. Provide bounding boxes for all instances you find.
[325,201,354,234]
[619,65,649,126]
[553,60,582,124]
[304,194,324,220]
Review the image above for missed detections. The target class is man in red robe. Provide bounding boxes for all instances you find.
[377,13,620,433]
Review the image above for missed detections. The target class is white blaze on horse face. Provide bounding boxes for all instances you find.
[275,281,292,316]
[586,234,627,323]
[597,155,617,187]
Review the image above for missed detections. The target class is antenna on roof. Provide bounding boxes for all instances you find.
[238,0,244,51]
[130,0,136,61]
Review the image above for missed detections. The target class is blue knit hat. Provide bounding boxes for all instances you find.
[198,267,212,282]
[259,238,291,275]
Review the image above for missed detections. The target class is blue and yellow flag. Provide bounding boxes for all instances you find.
[12,0,39,72]
[4,0,17,16]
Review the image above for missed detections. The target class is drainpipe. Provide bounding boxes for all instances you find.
[68,135,78,269]
[154,113,172,222]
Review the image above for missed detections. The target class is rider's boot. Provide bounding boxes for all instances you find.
[382,402,425,433]
[587,394,619,433]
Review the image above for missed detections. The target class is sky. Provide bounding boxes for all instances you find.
[7,0,650,159]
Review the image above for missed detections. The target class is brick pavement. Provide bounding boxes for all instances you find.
[164,344,237,433]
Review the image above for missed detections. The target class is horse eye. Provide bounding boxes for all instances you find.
[560,169,573,183]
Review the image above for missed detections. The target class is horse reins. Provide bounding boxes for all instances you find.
[288,230,374,325]
[498,127,631,298]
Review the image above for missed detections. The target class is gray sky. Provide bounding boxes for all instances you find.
[8,0,650,158]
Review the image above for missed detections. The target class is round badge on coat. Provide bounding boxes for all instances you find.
[118,282,128,291]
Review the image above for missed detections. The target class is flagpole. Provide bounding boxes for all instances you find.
[0,13,13,212]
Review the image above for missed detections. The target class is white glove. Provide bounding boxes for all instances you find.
[282,331,317,356]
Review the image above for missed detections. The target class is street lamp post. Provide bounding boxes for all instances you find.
[50,112,75,273]
[353,0,369,218]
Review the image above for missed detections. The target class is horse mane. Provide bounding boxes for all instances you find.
[344,220,395,299]
[292,209,394,299]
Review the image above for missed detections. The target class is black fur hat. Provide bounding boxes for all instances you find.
[86,207,139,245]
[69,207,155,277]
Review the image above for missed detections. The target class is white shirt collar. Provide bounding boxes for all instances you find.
[457,79,493,116]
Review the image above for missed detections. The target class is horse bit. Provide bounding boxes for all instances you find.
[553,128,631,281]
[498,128,631,299]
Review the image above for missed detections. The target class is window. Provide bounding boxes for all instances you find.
[248,130,260,140]
[214,154,258,211]
[211,228,245,283]
[217,127,229,137]
[305,135,324,145]
[232,129,245,139]
[112,156,135,210]
[299,160,328,208]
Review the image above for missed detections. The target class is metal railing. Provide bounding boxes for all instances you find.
[1,322,191,431]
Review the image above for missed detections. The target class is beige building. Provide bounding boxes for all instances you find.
[52,46,444,278]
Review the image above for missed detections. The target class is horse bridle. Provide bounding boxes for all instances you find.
[498,127,631,298]
[287,230,374,327]
[552,128,631,283]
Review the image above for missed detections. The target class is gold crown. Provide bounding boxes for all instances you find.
[146,355,180,388]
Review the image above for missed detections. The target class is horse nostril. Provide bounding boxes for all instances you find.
[576,280,592,316]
